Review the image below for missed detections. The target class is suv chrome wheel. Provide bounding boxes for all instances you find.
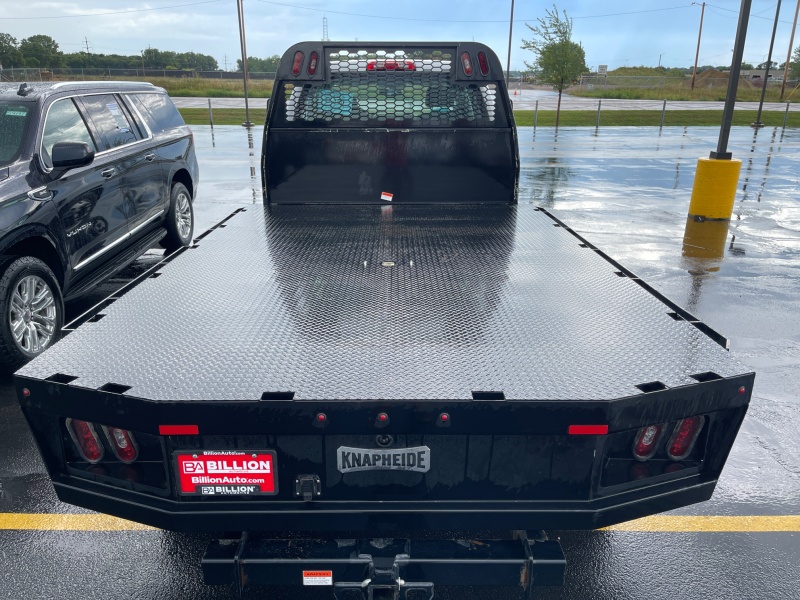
[10,274,57,354]
[176,189,192,239]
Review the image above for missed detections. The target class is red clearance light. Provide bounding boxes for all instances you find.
[667,416,704,460]
[378,412,389,422]
[308,51,319,75]
[158,424,199,436]
[461,51,474,76]
[102,426,139,463]
[316,412,327,423]
[292,51,304,76]
[477,51,490,76]
[366,59,416,72]
[66,419,104,463]
[568,424,608,435]
[632,423,665,461]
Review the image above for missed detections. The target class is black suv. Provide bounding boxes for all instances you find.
[0,81,198,371]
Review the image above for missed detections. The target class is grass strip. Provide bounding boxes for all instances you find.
[178,108,799,128]
[513,109,800,127]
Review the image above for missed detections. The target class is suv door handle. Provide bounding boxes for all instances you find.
[101,168,116,179]
[144,153,156,162]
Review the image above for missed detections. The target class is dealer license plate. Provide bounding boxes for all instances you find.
[175,450,278,496]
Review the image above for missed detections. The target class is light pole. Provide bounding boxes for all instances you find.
[779,0,800,100]
[691,2,706,90]
[506,0,515,88]
[659,52,665,67]
[237,0,253,127]
[752,0,782,127]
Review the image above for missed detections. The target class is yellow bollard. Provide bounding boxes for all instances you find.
[688,158,742,220]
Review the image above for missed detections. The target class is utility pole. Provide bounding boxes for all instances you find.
[224,54,228,72]
[691,2,706,90]
[84,37,91,54]
[752,0,782,127]
[779,0,800,100]
[323,15,329,41]
[506,0,515,88]
[659,52,665,67]
[236,0,253,127]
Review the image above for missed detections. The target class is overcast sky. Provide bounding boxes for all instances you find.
[0,1,798,71]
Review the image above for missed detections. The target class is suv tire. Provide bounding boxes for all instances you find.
[162,182,194,251]
[0,256,64,372]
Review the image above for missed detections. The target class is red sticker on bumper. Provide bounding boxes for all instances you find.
[176,451,277,496]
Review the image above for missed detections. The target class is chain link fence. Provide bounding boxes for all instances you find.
[0,67,276,82]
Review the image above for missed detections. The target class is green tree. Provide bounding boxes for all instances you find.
[791,45,799,80]
[20,34,64,68]
[521,4,587,127]
[237,55,280,73]
[0,33,23,70]
[740,62,754,70]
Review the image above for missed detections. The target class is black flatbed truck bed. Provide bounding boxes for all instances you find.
[15,42,753,598]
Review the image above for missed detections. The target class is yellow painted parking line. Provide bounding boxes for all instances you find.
[0,513,156,531]
[602,515,800,532]
[0,513,798,532]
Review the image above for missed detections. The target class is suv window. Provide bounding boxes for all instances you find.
[80,94,138,150]
[0,102,32,167]
[127,93,185,132]
[41,98,97,169]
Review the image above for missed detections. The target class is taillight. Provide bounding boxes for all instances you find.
[307,51,318,75]
[66,419,104,464]
[477,51,489,76]
[632,423,665,461]
[667,416,705,460]
[102,426,139,463]
[292,51,304,76]
[461,51,474,76]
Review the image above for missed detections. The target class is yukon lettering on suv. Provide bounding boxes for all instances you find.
[0,81,199,371]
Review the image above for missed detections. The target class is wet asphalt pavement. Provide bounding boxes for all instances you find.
[1,124,799,598]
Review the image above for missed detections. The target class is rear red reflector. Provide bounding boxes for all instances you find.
[66,419,104,463]
[159,424,199,436]
[307,51,318,75]
[568,424,608,435]
[461,51,474,76]
[632,423,666,461]
[667,416,704,460]
[292,51,304,76]
[477,51,489,76]
[102,426,139,463]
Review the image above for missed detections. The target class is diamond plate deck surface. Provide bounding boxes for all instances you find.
[18,204,748,401]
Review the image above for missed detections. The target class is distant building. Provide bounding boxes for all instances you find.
[740,69,782,82]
